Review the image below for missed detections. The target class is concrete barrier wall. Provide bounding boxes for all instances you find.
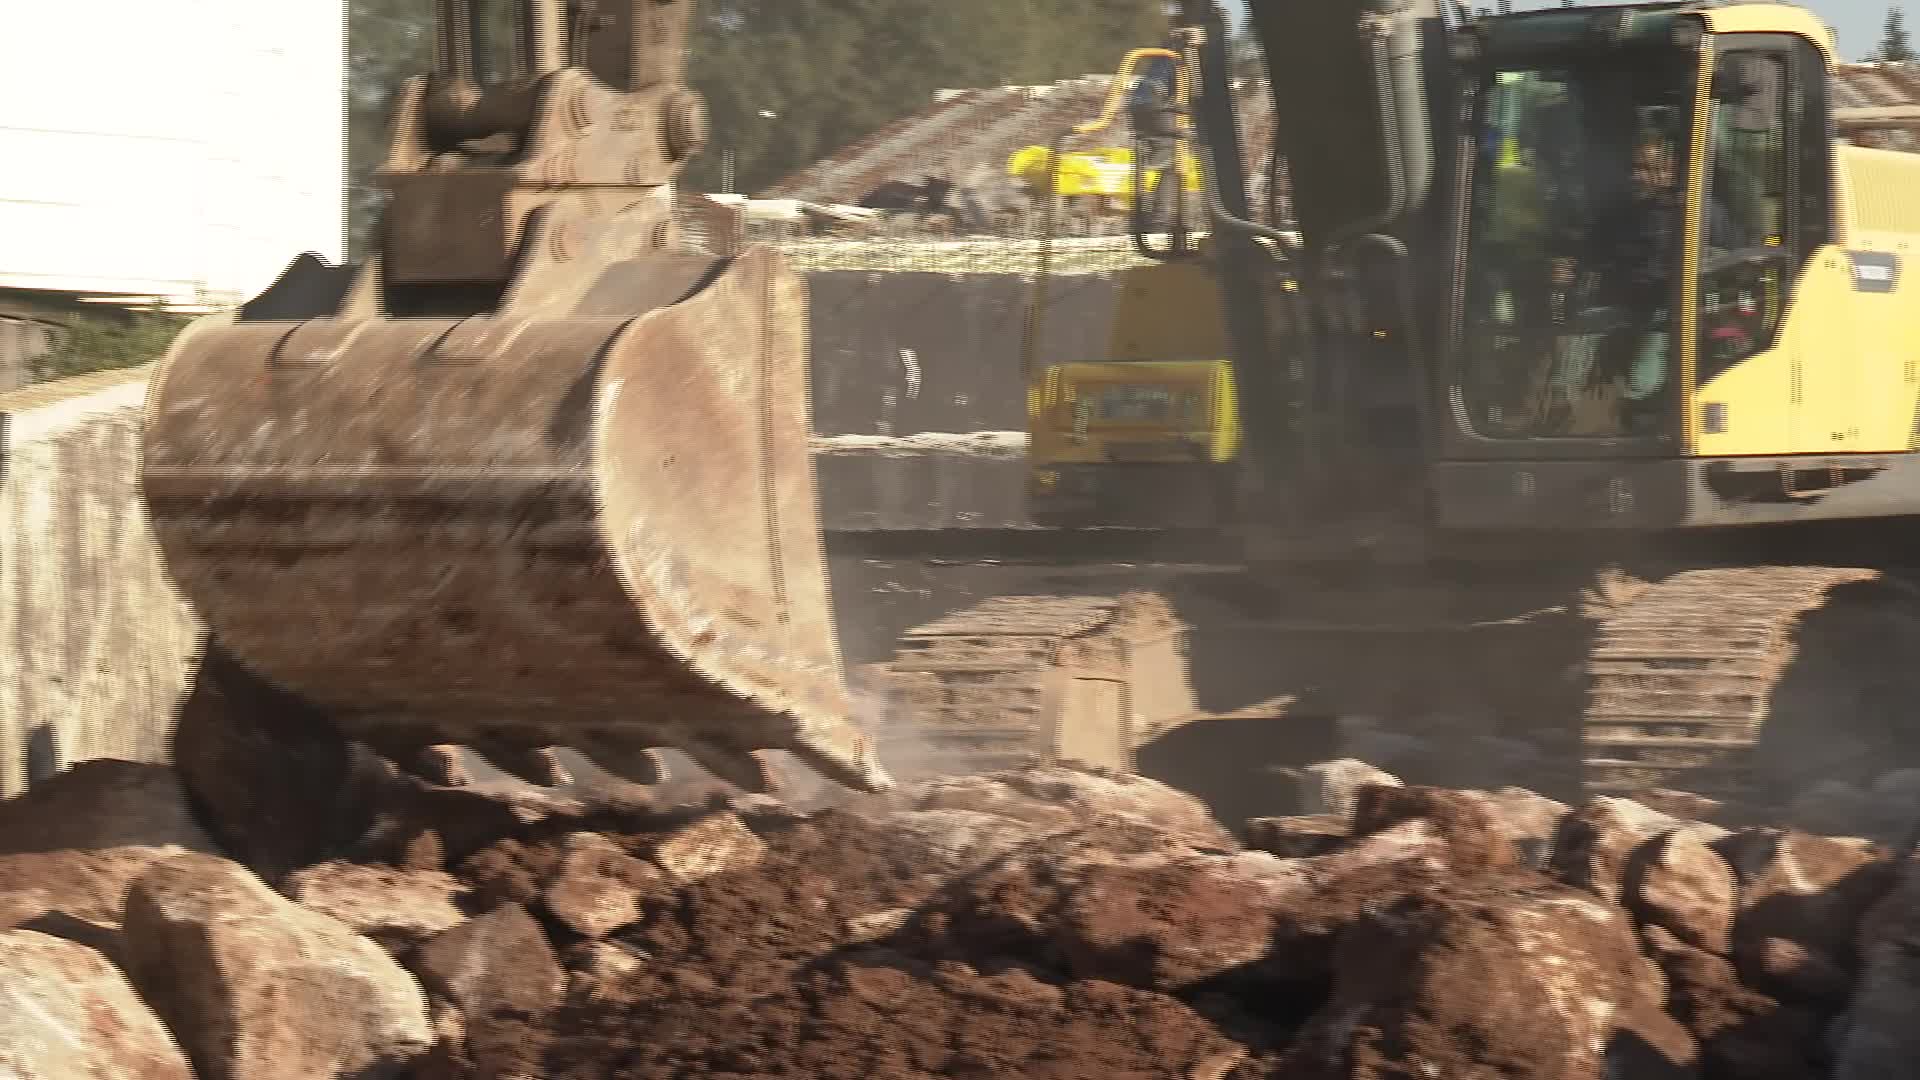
[806,270,1120,436]
[0,314,59,394]
[815,450,1031,532]
[0,365,204,796]
[804,269,1118,531]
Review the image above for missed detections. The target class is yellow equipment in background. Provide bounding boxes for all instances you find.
[1007,48,1205,207]
[1026,259,1241,528]
[1006,143,1204,204]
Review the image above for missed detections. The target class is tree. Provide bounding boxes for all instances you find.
[30,308,188,384]
[346,0,434,261]
[343,0,1165,258]
[1880,7,1915,63]
[667,0,1171,194]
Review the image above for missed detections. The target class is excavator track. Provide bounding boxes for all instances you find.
[875,593,1193,778]
[1581,566,1879,802]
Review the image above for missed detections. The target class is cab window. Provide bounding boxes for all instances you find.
[1697,48,1794,379]
[1706,52,1788,254]
[1456,52,1696,440]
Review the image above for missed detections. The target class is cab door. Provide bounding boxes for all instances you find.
[1688,37,1843,458]
[1786,252,1862,453]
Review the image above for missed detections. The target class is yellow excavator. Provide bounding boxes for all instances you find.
[1016,45,1243,531]
[1006,48,1206,213]
[878,0,1920,806]
[1025,259,1243,529]
[139,0,1920,809]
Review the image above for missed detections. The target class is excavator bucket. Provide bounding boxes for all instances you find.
[141,248,889,794]
[136,0,892,794]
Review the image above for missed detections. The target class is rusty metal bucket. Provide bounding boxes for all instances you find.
[140,246,891,794]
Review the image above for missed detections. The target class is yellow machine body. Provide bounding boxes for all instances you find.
[1428,4,1920,529]
[1690,140,1920,459]
[1007,144,1205,202]
[1008,46,1205,205]
[1026,261,1240,527]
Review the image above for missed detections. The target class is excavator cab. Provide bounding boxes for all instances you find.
[1128,0,1920,804]
[1183,0,1889,546]
[1436,6,1877,526]
[140,0,893,795]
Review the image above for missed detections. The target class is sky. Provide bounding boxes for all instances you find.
[1224,1,1881,62]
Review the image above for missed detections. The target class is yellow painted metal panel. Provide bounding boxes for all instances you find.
[1786,250,1861,454]
[1842,146,1920,236]
[1678,36,1714,451]
[1701,5,1837,62]
[1105,262,1230,361]
[1850,286,1920,452]
[1694,346,1796,456]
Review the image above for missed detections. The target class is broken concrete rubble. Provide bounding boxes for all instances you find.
[648,812,768,884]
[1551,795,1682,902]
[1245,813,1347,858]
[282,861,469,953]
[1054,849,1298,992]
[1724,828,1896,965]
[1627,826,1739,956]
[409,902,564,1079]
[1280,876,1698,1080]
[0,752,1908,1079]
[1481,785,1572,869]
[1351,783,1518,873]
[1641,925,1825,1080]
[1293,757,1401,818]
[912,765,1240,851]
[540,831,661,939]
[0,928,195,1080]
[0,760,219,961]
[121,851,433,1080]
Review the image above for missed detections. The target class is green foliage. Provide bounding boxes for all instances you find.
[344,0,1167,258]
[347,0,436,261]
[1880,7,1915,63]
[30,310,190,384]
[684,0,1169,196]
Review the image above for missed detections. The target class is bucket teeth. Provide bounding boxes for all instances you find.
[679,740,784,795]
[538,741,676,791]
[470,743,573,788]
[418,744,476,789]
[583,745,670,788]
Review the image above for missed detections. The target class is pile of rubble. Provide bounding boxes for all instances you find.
[2,692,1917,1079]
